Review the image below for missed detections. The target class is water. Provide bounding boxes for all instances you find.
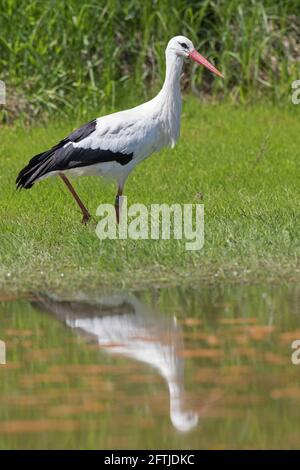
[0,284,300,449]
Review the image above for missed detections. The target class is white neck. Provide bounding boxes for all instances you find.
[155,51,183,147]
[161,50,184,97]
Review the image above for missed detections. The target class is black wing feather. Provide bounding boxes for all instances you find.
[16,119,133,189]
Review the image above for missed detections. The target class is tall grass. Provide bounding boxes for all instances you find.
[0,0,299,121]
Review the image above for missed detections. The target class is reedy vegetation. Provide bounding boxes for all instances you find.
[0,0,299,122]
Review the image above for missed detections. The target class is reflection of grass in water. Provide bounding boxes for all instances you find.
[0,284,300,448]
[0,101,300,293]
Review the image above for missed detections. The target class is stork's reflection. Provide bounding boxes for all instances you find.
[32,292,198,432]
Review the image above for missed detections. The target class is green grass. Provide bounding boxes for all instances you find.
[1,0,299,121]
[0,98,300,293]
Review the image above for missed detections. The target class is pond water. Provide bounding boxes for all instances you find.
[0,284,300,449]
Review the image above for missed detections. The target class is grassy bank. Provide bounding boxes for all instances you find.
[0,0,299,122]
[0,98,299,293]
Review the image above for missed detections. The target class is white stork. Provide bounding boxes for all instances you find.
[16,36,223,224]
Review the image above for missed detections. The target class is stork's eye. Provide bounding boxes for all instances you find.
[179,42,188,49]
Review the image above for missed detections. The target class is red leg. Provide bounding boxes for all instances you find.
[59,173,91,224]
[114,186,123,225]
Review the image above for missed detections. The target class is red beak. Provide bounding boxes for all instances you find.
[189,49,224,78]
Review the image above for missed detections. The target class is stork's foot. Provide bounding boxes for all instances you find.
[59,173,92,226]
[81,212,91,225]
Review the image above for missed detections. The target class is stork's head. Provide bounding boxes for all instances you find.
[166,35,223,78]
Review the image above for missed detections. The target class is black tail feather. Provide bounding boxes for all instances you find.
[16,148,56,189]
